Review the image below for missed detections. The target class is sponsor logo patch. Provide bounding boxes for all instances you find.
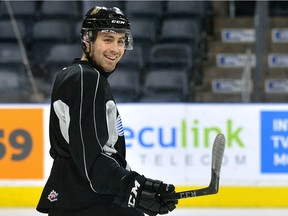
[47,190,58,202]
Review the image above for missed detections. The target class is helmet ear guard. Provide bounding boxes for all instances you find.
[81,6,133,50]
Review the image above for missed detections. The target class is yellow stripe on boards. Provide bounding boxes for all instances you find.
[176,186,288,207]
[0,187,43,207]
[0,186,288,207]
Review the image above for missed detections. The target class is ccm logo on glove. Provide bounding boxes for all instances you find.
[128,179,140,207]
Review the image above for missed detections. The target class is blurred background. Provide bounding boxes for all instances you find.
[1,0,288,103]
[0,0,288,215]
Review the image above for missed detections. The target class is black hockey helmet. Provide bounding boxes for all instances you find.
[81,6,133,50]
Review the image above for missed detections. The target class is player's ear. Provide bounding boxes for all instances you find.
[82,40,90,52]
[82,32,92,53]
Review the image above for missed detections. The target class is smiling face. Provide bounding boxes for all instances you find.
[82,31,126,72]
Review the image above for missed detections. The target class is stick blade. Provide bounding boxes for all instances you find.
[212,133,226,177]
[209,133,226,194]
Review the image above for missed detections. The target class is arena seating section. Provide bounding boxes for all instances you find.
[0,1,287,103]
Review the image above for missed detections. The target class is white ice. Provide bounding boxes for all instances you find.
[1,208,288,216]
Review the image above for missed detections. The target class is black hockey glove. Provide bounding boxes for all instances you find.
[114,171,177,216]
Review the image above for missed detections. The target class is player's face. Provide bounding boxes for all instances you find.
[90,31,126,72]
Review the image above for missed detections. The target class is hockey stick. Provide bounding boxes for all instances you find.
[161,133,226,201]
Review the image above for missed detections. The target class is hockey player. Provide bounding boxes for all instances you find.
[36,6,177,216]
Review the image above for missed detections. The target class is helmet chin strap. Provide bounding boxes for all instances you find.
[84,49,94,64]
[84,48,99,70]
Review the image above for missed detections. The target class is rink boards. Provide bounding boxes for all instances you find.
[0,186,288,207]
[0,104,287,207]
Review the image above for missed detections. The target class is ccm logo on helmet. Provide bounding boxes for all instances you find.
[111,20,125,24]
[128,180,140,207]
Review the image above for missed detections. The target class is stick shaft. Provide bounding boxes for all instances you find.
[164,185,215,200]
[162,172,219,200]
